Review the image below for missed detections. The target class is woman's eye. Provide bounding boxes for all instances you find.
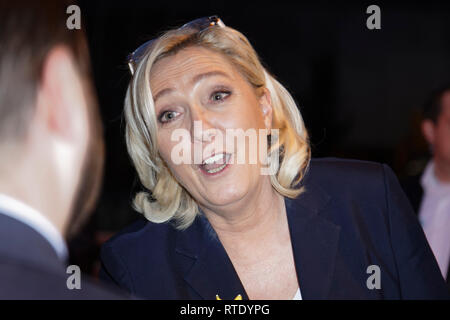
[210,91,231,102]
[159,111,179,123]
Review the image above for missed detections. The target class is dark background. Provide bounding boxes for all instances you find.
[70,0,450,276]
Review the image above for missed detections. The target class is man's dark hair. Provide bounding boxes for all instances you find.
[422,85,450,123]
[0,0,91,141]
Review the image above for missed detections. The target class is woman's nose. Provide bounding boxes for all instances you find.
[189,106,217,143]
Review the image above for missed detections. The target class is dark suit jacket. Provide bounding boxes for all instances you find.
[0,213,125,299]
[401,170,450,286]
[401,173,424,214]
[100,158,450,299]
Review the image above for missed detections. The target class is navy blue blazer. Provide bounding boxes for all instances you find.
[100,158,450,299]
[0,213,125,299]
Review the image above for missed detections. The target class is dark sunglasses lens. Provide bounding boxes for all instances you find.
[128,16,221,74]
[128,39,154,73]
[181,16,219,30]
[133,39,154,60]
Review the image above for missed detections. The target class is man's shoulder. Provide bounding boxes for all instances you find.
[0,256,126,299]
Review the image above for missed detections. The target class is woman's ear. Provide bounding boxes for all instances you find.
[259,87,273,131]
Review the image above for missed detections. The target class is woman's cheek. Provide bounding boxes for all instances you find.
[157,135,175,165]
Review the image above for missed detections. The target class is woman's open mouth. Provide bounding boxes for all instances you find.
[198,153,232,176]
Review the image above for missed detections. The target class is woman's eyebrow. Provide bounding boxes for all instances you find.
[153,71,231,103]
[190,70,230,86]
[153,88,174,103]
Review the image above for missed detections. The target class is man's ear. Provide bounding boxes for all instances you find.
[259,87,273,131]
[421,119,435,146]
[36,46,88,145]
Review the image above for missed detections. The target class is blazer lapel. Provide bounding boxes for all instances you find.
[447,264,450,289]
[175,215,249,300]
[285,180,341,299]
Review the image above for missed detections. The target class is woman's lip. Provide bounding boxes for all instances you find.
[201,152,231,166]
[197,153,232,176]
[198,162,230,176]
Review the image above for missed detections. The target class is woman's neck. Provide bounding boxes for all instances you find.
[201,178,286,243]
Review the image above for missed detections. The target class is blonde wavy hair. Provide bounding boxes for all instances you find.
[124,21,311,229]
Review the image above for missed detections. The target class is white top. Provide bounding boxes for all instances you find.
[418,161,450,279]
[0,193,68,261]
[292,287,302,300]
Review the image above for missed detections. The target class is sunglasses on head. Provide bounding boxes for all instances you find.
[127,15,226,75]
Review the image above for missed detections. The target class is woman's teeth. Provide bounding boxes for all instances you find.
[203,153,226,165]
[200,153,230,173]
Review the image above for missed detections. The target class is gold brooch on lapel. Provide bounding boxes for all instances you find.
[216,294,242,300]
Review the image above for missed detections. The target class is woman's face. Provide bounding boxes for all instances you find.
[150,46,272,211]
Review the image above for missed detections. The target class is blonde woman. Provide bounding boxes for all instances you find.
[99,16,449,300]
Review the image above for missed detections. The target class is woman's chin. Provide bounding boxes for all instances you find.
[191,162,261,208]
[200,180,249,207]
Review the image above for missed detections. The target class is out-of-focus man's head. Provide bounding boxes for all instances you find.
[422,86,450,181]
[0,0,104,239]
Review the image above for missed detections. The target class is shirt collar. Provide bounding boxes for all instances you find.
[421,160,450,193]
[0,193,68,262]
